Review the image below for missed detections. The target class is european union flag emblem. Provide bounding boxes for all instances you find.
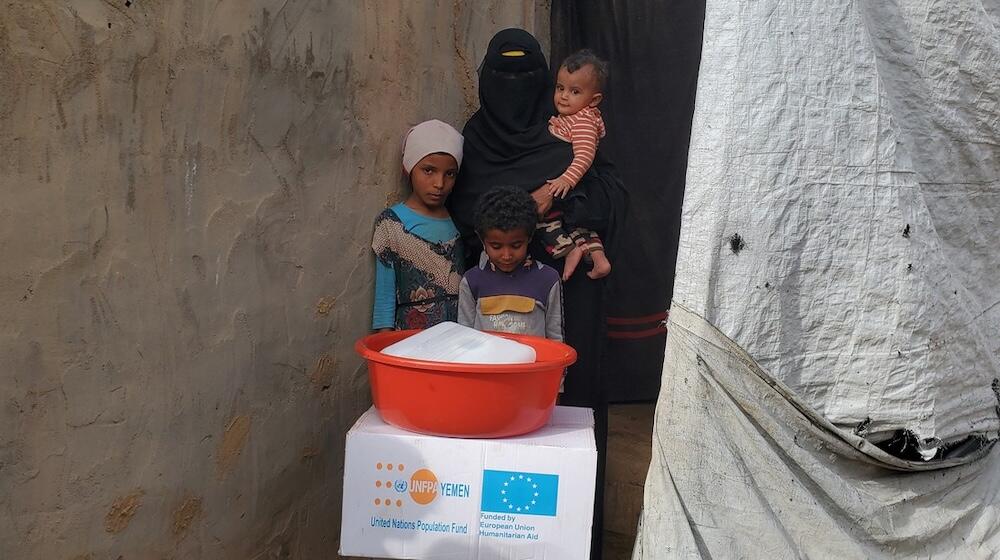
[481,470,559,517]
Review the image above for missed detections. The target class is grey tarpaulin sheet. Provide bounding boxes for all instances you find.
[634,305,1000,558]
[669,0,999,447]
[635,0,1000,557]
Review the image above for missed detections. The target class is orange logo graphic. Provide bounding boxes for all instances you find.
[408,468,439,505]
[374,462,407,507]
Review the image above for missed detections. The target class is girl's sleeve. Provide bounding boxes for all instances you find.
[545,279,565,342]
[371,217,396,330]
[372,260,396,330]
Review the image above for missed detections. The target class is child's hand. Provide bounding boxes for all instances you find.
[546,178,574,199]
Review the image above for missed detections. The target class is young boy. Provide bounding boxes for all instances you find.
[538,49,613,281]
[371,119,465,331]
[457,186,563,342]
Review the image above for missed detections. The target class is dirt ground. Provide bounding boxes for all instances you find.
[602,403,656,560]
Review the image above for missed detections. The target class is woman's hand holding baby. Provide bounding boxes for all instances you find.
[531,185,555,216]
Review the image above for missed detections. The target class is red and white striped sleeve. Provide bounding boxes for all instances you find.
[555,114,600,187]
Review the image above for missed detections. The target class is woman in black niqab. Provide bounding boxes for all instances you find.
[448,28,573,228]
[448,28,625,559]
[450,28,626,268]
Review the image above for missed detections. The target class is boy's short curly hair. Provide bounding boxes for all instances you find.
[474,186,538,237]
[562,48,609,90]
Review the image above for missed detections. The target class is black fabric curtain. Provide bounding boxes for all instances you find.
[551,0,705,402]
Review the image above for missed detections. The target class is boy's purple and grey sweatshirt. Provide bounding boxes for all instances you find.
[457,252,564,341]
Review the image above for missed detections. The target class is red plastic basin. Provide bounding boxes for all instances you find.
[355,329,577,438]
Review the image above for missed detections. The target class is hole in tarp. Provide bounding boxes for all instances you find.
[873,429,993,462]
[875,430,934,461]
[854,417,872,436]
[729,233,745,254]
[903,224,911,238]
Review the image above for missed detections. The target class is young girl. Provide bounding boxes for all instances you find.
[537,49,613,281]
[371,119,465,331]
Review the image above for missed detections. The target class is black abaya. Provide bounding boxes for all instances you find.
[448,28,626,560]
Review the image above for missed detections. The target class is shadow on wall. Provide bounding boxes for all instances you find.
[0,1,548,558]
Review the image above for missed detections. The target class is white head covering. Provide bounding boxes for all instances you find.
[401,119,464,173]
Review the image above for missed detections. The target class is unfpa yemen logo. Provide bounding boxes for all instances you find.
[372,462,407,508]
[372,462,470,506]
[408,468,438,504]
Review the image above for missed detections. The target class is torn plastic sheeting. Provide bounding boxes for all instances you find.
[633,305,1000,558]
[636,0,1000,556]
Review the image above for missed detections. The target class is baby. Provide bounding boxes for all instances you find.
[538,49,612,281]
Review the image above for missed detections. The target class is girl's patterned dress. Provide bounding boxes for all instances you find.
[371,204,464,330]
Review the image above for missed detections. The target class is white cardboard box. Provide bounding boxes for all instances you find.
[340,406,597,559]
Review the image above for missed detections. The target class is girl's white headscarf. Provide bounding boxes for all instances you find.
[401,119,464,173]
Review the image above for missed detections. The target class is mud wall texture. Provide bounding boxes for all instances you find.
[0,2,547,558]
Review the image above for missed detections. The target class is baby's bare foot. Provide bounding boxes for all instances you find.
[587,250,612,279]
[563,246,585,281]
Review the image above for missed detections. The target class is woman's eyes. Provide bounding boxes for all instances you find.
[445,170,457,178]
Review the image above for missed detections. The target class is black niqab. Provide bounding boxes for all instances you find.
[449,29,575,241]
[451,29,626,269]
[478,29,552,135]
[449,25,627,397]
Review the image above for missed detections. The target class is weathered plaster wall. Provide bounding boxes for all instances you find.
[0,2,547,557]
